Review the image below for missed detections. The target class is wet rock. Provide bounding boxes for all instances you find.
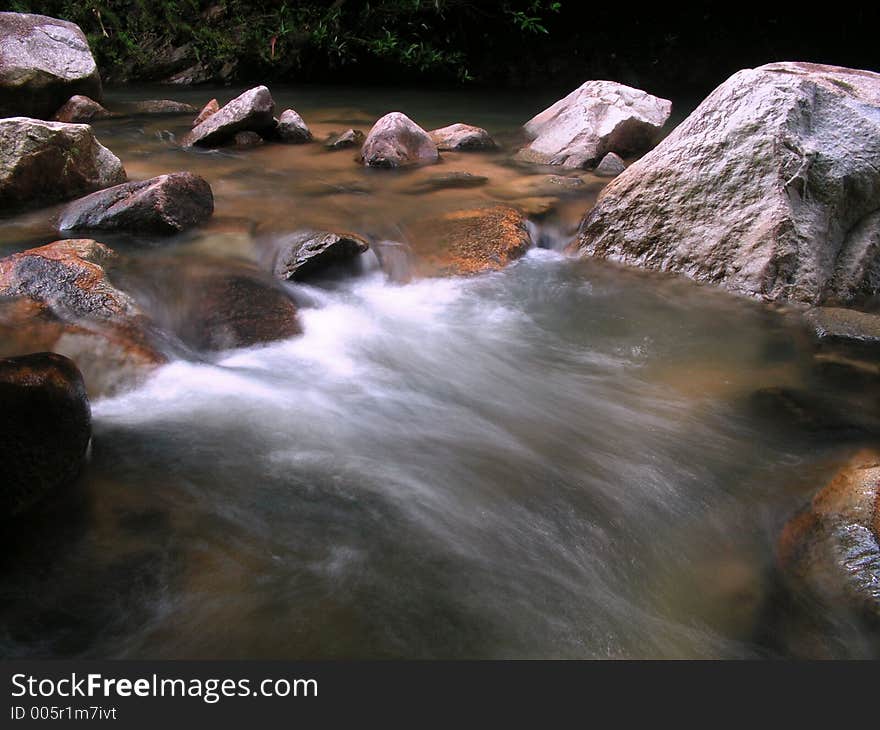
[778,449,880,621]
[271,230,369,282]
[233,131,263,148]
[429,123,496,151]
[406,171,488,194]
[192,98,219,127]
[0,118,126,211]
[0,297,165,399]
[517,80,671,168]
[58,172,214,235]
[804,307,880,345]
[127,99,198,116]
[594,152,626,177]
[577,63,880,305]
[184,86,275,148]
[0,239,140,323]
[51,94,111,123]
[0,352,91,519]
[277,109,312,143]
[0,12,102,119]
[405,205,532,277]
[175,269,301,351]
[361,112,439,168]
[512,196,559,219]
[325,129,364,150]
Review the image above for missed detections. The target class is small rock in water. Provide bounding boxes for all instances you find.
[372,240,413,284]
[51,95,112,123]
[128,99,199,116]
[193,98,219,127]
[804,307,880,345]
[57,172,214,235]
[233,130,264,147]
[406,171,489,194]
[0,352,91,518]
[429,123,497,151]
[325,128,365,150]
[361,112,438,168]
[0,117,126,211]
[594,152,626,177]
[272,230,369,282]
[276,109,312,143]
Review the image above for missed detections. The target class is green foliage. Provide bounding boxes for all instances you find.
[0,0,562,84]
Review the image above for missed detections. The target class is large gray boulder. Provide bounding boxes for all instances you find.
[0,352,91,518]
[183,86,275,147]
[0,12,102,119]
[58,172,214,235]
[360,112,438,168]
[516,80,671,168]
[0,117,126,211]
[576,63,880,304]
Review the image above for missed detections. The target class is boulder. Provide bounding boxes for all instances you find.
[0,352,91,519]
[576,63,880,304]
[0,12,102,119]
[51,94,111,123]
[192,98,219,127]
[277,109,311,143]
[0,117,126,211]
[778,449,880,620]
[0,239,140,323]
[57,172,214,235]
[271,230,369,282]
[516,80,671,168]
[594,151,626,177]
[429,123,496,151]
[184,86,275,147]
[360,112,438,168]
[325,129,364,150]
[404,205,532,276]
[127,99,198,116]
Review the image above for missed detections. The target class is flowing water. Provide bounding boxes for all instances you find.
[1,86,878,659]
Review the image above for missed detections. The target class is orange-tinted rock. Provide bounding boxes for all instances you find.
[193,98,219,127]
[404,205,532,277]
[51,94,111,123]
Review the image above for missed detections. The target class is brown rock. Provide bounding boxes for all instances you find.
[429,123,496,151]
[0,352,91,518]
[193,98,219,127]
[58,172,214,235]
[405,205,532,277]
[127,99,198,116]
[325,129,364,150]
[51,94,111,123]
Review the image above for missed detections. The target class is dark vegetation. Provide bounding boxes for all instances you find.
[2,1,879,96]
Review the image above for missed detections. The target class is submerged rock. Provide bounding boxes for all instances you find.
[0,352,91,519]
[778,449,880,622]
[0,118,126,211]
[233,130,263,148]
[0,12,102,119]
[325,128,364,150]
[594,151,626,177]
[804,307,880,345]
[271,230,369,282]
[406,171,489,195]
[184,86,275,147]
[276,109,312,143]
[517,80,671,168]
[51,94,111,123]
[58,172,214,235]
[127,99,198,116]
[405,205,532,276]
[193,98,219,127]
[576,63,880,305]
[429,123,496,151]
[361,112,438,168]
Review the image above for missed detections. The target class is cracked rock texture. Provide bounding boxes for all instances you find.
[576,62,880,304]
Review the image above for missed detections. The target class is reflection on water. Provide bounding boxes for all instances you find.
[0,86,877,658]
